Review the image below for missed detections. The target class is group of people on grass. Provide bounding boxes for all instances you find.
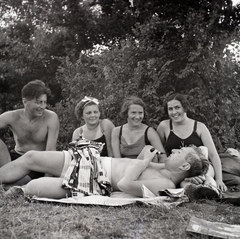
[0,79,229,199]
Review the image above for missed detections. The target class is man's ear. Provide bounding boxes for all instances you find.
[179,162,191,171]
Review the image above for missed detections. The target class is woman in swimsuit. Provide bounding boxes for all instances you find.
[157,93,227,192]
[72,96,115,157]
[111,96,166,162]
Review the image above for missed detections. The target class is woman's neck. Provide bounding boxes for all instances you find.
[126,123,143,131]
[172,115,190,126]
[85,121,100,131]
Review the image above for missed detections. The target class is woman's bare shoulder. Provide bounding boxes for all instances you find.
[72,127,81,134]
[102,118,113,124]
[101,118,115,128]
[196,120,208,129]
[158,119,170,128]
[112,125,121,131]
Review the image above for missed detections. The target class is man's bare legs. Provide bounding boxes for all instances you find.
[25,177,70,198]
[0,150,65,184]
[0,139,31,188]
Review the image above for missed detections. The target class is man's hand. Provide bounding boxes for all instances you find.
[184,175,206,185]
[138,146,158,162]
[143,147,158,163]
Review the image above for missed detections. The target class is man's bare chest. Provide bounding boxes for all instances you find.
[139,167,164,180]
[12,120,48,141]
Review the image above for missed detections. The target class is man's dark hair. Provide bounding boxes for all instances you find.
[21,80,50,100]
[186,146,209,177]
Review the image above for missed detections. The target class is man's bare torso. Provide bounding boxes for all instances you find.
[9,109,51,153]
[110,158,170,191]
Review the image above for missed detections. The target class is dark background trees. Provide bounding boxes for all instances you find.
[0,0,240,150]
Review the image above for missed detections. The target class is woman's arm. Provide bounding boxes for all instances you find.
[198,122,227,191]
[111,126,122,158]
[102,119,115,157]
[45,111,60,151]
[157,120,168,146]
[72,127,81,141]
[147,127,167,163]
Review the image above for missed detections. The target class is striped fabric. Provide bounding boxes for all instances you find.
[62,140,112,196]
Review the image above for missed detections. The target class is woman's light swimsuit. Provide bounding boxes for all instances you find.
[119,126,150,158]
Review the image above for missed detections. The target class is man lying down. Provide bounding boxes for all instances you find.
[0,144,209,199]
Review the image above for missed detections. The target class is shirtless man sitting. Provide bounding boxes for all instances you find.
[0,145,209,198]
[0,80,59,183]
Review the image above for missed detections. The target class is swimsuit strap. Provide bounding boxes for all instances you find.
[99,120,105,134]
[79,121,103,140]
[170,119,197,132]
[119,125,150,145]
[119,126,123,144]
[79,127,83,139]
[170,120,173,131]
[193,120,197,132]
[144,126,150,145]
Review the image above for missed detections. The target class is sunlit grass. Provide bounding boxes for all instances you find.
[0,188,239,239]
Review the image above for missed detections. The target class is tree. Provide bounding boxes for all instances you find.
[1,0,240,149]
[53,0,240,149]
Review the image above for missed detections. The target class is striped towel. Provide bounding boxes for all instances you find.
[62,140,112,196]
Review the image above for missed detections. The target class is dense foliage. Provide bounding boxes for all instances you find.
[0,0,240,150]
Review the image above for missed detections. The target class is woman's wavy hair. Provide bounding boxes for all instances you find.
[164,93,192,114]
[120,96,146,119]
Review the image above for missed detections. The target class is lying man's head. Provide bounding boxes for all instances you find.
[166,146,209,177]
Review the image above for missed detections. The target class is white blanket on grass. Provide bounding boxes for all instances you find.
[31,187,188,208]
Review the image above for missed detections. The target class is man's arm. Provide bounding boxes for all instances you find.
[45,111,59,151]
[0,112,15,166]
[0,111,15,129]
[118,178,175,197]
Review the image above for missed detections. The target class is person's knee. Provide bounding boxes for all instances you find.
[25,178,42,197]
[24,150,40,167]
[25,177,70,198]
[24,180,36,197]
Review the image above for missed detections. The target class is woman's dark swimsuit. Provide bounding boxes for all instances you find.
[92,134,108,156]
[165,120,203,156]
[78,121,108,157]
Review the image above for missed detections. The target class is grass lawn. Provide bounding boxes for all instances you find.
[1,189,240,239]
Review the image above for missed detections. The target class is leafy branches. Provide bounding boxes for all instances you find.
[0,0,239,149]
